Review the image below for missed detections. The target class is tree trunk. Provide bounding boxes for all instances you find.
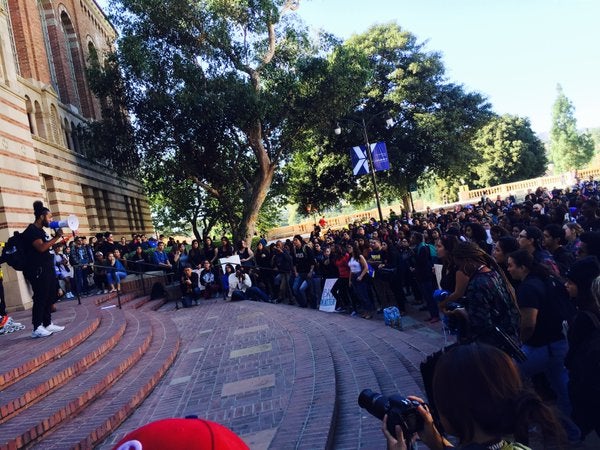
[402,193,411,213]
[235,118,276,243]
[236,166,275,243]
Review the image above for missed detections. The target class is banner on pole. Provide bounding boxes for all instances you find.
[350,142,390,176]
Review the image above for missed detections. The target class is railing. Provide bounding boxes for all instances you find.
[266,166,600,240]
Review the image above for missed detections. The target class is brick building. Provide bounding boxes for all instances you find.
[0,0,153,311]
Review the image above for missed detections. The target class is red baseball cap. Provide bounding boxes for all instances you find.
[112,417,249,450]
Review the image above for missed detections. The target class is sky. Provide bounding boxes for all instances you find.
[96,0,599,135]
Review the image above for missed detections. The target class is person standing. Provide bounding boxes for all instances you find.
[22,201,67,338]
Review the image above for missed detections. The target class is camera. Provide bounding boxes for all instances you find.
[358,389,424,439]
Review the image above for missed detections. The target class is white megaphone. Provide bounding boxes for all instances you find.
[49,215,79,231]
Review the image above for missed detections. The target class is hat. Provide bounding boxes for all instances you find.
[565,256,600,291]
[112,417,249,450]
[95,251,103,256]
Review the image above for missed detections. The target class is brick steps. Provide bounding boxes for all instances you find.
[0,311,152,449]
[0,286,180,450]
[0,302,99,390]
[0,306,125,425]
[33,314,180,450]
[267,313,337,450]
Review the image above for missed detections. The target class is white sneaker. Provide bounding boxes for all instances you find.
[31,325,53,338]
[66,292,74,299]
[46,323,65,332]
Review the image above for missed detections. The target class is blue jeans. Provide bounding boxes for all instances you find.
[310,275,322,309]
[246,286,270,302]
[74,266,89,294]
[518,339,581,442]
[351,273,374,312]
[106,271,127,286]
[292,273,310,307]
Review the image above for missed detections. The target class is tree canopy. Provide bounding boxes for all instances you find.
[549,84,594,172]
[90,0,368,240]
[285,23,493,214]
[469,115,547,188]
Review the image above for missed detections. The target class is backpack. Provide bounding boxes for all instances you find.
[150,281,166,300]
[1,232,27,271]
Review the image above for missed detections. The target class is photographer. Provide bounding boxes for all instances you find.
[22,201,68,338]
[382,344,565,450]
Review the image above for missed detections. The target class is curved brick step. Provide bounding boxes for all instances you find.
[264,311,337,450]
[0,306,126,425]
[302,313,434,449]
[33,313,180,450]
[0,311,152,449]
[0,302,99,390]
[131,294,168,311]
[303,314,388,449]
[93,291,138,307]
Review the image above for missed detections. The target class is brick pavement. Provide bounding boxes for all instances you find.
[98,298,451,450]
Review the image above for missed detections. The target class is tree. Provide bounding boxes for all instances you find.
[89,0,368,241]
[469,115,547,188]
[549,84,594,172]
[285,23,492,214]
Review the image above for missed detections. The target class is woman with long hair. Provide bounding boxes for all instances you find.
[188,239,204,270]
[331,244,353,313]
[105,252,127,293]
[450,242,521,347]
[383,344,565,449]
[348,243,375,319]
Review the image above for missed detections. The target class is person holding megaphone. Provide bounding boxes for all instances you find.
[21,201,71,338]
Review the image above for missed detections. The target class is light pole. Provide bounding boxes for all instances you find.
[335,114,394,224]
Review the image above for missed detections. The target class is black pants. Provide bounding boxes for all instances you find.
[0,279,6,316]
[25,266,56,329]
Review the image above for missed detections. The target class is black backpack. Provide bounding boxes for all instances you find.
[1,232,27,271]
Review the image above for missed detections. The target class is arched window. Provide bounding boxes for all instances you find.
[38,0,59,94]
[34,100,47,139]
[59,11,82,111]
[25,96,35,134]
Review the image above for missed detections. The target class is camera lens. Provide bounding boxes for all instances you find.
[358,389,388,420]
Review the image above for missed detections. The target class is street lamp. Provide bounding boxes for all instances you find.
[334,113,394,224]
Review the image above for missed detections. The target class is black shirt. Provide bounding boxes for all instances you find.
[22,223,53,270]
[516,274,564,346]
[292,245,315,274]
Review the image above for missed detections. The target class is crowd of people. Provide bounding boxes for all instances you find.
[3,178,600,447]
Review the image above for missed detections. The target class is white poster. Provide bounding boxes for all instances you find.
[434,263,443,289]
[219,255,242,273]
[319,278,338,312]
